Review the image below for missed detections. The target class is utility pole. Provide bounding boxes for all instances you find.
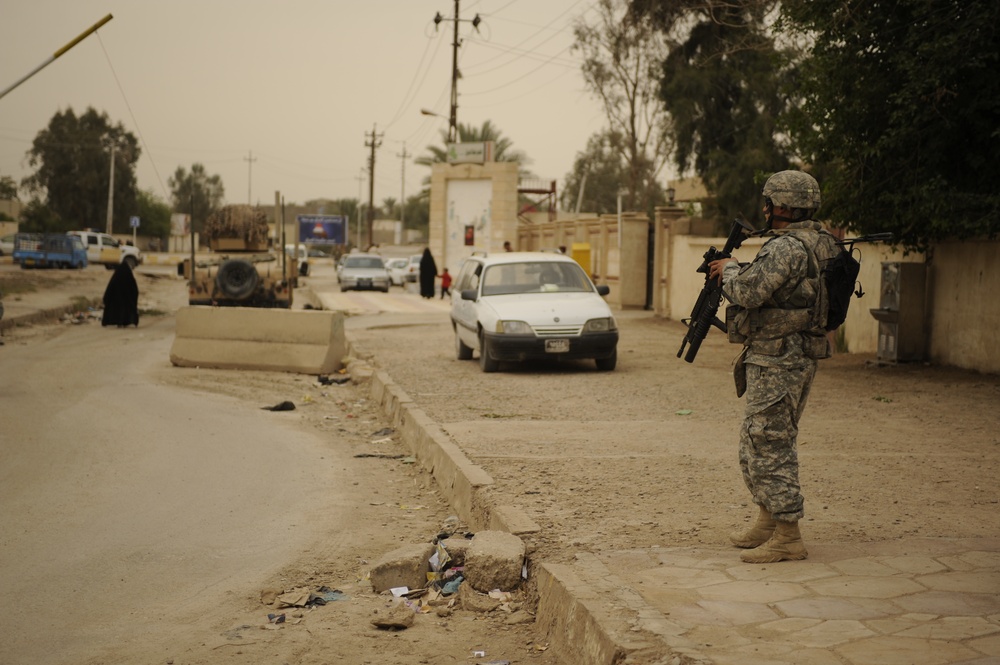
[432,2,482,144]
[105,144,115,234]
[354,169,366,249]
[397,141,410,235]
[365,124,383,248]
[244,150,257,205]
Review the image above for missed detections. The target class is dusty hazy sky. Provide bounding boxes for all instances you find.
[1,0,607,208]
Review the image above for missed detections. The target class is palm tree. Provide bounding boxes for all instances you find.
[416,120,531,170]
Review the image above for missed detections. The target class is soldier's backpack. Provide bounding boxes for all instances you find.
[821,246,862,331]
[785,229,863,333]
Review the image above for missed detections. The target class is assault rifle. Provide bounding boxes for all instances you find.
[676,217,756,363]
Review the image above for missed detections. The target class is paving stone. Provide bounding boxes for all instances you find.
[829,558,899,577]
[771,597,889,621]
[756,617,823,633]
[684,624,753,649]
[936,555,978,572]
[918,570,1000,594]
[958,550,1000,569]
[696,599,780,625]
[805,575,926,599]
[967,632,1000,657]
[878,555,949,575]
[696,580,806,604]
[895,590,1000,616]
[835,635,979,665]
[635,565,731,589]
[895,616,1000,641]
[791,619,876,648]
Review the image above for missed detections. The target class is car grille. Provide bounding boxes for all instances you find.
[533,324,583,337]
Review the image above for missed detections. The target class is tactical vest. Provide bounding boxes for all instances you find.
[726,228,841,359]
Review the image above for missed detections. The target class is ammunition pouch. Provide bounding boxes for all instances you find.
[802,332,832,360]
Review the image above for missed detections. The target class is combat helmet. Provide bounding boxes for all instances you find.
[762,171,821,210]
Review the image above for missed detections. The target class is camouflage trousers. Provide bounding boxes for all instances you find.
[739,361,817,522]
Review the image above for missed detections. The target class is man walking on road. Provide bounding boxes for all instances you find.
[708,170,839,564]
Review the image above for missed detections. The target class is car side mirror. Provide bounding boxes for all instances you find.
[596,284,610,296]
[461,289,478,301]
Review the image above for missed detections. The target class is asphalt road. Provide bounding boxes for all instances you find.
[0,310,352,663]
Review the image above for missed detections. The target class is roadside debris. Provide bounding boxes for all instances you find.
[318,375,350,385]
[262,400,296,411]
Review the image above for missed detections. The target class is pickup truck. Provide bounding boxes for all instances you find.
[67,230,142,270]
[12,233,88,269]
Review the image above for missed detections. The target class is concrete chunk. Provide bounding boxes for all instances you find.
[464,530,525,592]
[369,543,435,593]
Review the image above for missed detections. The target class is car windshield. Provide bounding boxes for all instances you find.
[480,261,591,296]
[345,256,384,269]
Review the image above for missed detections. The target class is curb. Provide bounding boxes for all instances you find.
[346,334,690,665]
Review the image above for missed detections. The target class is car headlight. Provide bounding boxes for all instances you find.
[584,317,617,333]
[496,320,533,335]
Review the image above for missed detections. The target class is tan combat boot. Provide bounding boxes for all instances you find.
[729,504,776,549]
[740,520,808,563]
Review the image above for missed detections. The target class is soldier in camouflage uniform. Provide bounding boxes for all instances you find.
[708,170,839,564]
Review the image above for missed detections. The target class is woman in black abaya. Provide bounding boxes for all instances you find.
[419,248,437,299]
[102,262,140,327]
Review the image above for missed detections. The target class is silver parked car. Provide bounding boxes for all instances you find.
[338,253,390,292]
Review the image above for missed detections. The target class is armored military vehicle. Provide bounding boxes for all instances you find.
[182,205,295,308]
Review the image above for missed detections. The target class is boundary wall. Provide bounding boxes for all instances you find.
[522,207,999,373]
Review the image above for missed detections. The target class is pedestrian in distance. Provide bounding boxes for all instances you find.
[101,261,140,328]
[707,170,841,564]
[419,248,437,299]
[503,241,513,252]
[438,267,452,299]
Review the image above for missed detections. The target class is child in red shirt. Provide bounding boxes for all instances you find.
[439,268,452,299]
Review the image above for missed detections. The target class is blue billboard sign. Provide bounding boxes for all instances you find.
[297,215,346,245]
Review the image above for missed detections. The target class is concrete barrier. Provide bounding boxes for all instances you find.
[170,306,347,374]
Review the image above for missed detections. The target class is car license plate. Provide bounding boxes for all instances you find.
[359,278,371,287]
[545,339,570,353]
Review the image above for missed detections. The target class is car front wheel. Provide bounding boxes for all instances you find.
[479,332,499,372]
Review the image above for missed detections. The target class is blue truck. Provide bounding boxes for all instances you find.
[12,233,89,269]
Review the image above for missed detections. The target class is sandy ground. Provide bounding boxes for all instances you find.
[0,264,559,665]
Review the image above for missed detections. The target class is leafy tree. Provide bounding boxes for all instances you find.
[135,188,173,243]
[168,163,225,233]
[562,130,630,215]
[573,0,672,213]
[780,0,1000,250]
[19,198,63,233]
[22,107,140,232]
[0,175,18,201]
[416,120,531,173]
[631,0,790,226]
[381,197,398,219]
[402,192,430,233]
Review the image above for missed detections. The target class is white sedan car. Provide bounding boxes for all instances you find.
[385,258,409,286]
[450,252,618,372]
[338,253,390,292]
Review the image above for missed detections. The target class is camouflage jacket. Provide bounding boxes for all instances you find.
[721,221,834,368]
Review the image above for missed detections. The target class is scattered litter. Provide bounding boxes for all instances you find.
[267,613,285,624]
[675,409,693,416]
[354,453,405,459]
[274,586,348,608]
[389,586,409,597]
[401,456,416,464]
[483,661,510,665]
[371,437,393,444]
[440,574,464,595]
[472,651,486,658]
[372,427,394,437]
[262,401,296,412]
[318,375,350,385]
